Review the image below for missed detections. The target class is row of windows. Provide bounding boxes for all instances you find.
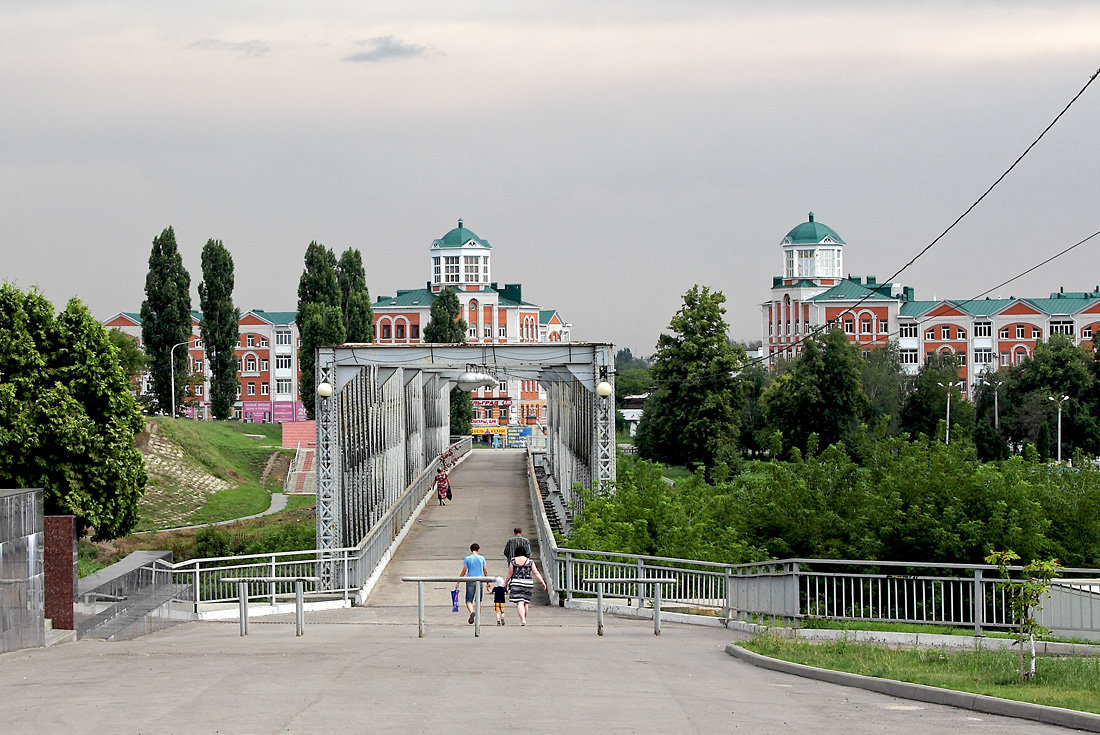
[899,323,1096,340]
[433,255,490,284]
[898,348,1034,367]
[230,379,294,397]
[379,323,420,340]
[840,319,890,335]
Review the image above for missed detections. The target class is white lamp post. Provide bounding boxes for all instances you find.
[937,380,964,444]
[596,381,613,398]
[169,340,190,418]
[982,379,1005,432]
[1048,395,1069,463]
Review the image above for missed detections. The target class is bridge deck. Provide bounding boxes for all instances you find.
[367,447,551,610]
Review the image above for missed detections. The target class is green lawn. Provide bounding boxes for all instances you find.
[744,635,1100,714]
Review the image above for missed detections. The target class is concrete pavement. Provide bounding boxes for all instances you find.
[0,449,1077,733]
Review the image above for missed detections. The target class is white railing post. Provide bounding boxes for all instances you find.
[565,552,574,602]
[637,558,645,611]
[269,556,277,607]
[973,568,984,637]
[723,567,733,627]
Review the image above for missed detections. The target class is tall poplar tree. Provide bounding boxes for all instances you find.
[634,285,745,471]
[140,226,192,414]
[198,239,240,420]
[423,287,471,434]
[296,242,345,418]
[337,248,374,342]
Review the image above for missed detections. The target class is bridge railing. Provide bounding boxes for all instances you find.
[551,550,1100,639]
[169,436,473,609]
[525,446,559,605]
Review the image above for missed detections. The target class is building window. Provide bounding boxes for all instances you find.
[940,326,950,340]
[276,355,291,370]
[410,324,419,339]
[957,353,966,366]
[276,379,292,395]
[195,384,203,396]
[1000,352,1010,366]
[1050,321,1073,335]
[260,338,268,347]
[247,382,255,396]
[819,249,836,277]
[381,324,391,340]
[899,324,917,339]
[498,381,507,393]
[194,359,203,373]
[1000,328,1010,339]
[860,318,871,334]
[1016,325,1025,339]
[261,382,269,396]
[444,256,460,283]
[464,256,480,282]
[236,385,241,399]
[499,325,506,338]
[194,338,203,348]
[926,329,935,340]
[974,322,992,337]
[879,320,889,334]
[957,328,966,339]
[484,325,492,338]
[900,349,918,365]
[797,249,815,277]
[247,335,255,347]
[246,357,256,372]
[432,257,441,283]
[784,250,795,278]
[843,320,853,334]
[260,359,268,371]
[974,349,993,364]
[276,331,292,345]
[468,324,477,339]
[1033,327,1042,339]
[396,323,405,340]
[1085,326,1095,339]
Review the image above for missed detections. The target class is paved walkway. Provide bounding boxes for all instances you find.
[0,449,1074,734]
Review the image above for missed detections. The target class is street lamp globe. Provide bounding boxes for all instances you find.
[596,381,613,398]
[317,382,333,398]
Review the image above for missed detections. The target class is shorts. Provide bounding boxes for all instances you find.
[464,582,480,604]
[494,603,506,614]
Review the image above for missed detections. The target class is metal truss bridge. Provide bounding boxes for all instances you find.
[313,343,615,554]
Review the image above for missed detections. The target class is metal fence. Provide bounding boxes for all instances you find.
[551,550,1100,639]
[168,437,472,609]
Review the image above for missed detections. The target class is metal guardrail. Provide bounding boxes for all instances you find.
[401,576,495,638]
[224,576,320,636]
[167,437,473,610]
[525,447,560,605]
[585,577,676,636]
[554,550,1100,639]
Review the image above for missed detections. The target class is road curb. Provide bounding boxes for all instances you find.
[726,643,1100,733]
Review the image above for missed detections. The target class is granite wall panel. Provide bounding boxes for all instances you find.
[0,488,45,653]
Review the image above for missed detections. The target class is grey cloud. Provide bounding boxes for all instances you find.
[343,36,426,63]
[189,39,270,57]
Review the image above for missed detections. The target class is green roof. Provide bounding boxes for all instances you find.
[433,219,491,249]
[807,279,892,302]
[899,301,940,317]
[539,309,558,325]
[949,299,1015,317]
[122,311,142,324]
[1024,297,1098,316]
[375,288,436,308]
[784,212,845,245]
[250,309,298,325]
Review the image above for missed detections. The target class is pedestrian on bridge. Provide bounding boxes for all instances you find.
[504,550,546,626]
[455,543,490,624]
[503,527,530,562]
[434,468,450,506]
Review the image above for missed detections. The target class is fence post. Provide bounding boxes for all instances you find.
[270,556,277,607]
[791,561,801,628]
[637,558,645,611]
[343,554,349,603]
[723,567,732,627]
[193,567,201,614]
[973,568,984,637]
[565,551,574,603]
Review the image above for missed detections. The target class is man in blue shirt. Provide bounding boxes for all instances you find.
[456,543,490,624]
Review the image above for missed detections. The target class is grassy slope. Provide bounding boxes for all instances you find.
[138,418,288,530]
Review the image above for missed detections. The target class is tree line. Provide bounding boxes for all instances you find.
[631,285,1100,473]
[136,227,374,420]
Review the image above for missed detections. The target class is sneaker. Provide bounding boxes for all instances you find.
[501,618,505,626]
[468,612,476,624]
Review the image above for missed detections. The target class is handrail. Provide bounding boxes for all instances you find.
[402,575,496,638]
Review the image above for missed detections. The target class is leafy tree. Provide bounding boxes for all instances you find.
[1000,335,1098,456]
[422,287,471,433]
[140,226,192,414]
[860,342,908,432]
[336,248,374,343]
[198,239,240,420]
[107,328,149,385]
[986,550,1061,682]
[634,285,745,472]
[0,284,147,539]
[759,328,868,454]
[296,242,344,419]
[899,352,974,442]
[614,348,649,372]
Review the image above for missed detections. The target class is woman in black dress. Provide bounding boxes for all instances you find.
[503,550,546,626]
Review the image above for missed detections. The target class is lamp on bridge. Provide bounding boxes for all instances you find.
[317,381,333,398]
[596,365,612,399]
[457,371,496,392]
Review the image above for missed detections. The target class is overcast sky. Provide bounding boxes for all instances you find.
[2,1,1098,356]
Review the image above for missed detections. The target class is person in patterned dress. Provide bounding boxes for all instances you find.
[503,550,546,626]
